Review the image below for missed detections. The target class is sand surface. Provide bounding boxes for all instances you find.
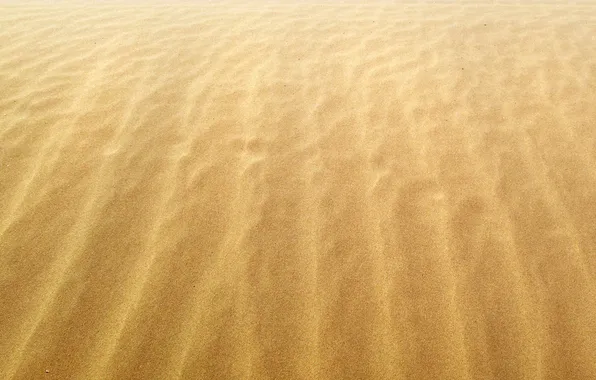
[1,1,596,379]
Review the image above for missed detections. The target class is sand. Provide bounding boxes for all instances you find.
[1,1,596,379]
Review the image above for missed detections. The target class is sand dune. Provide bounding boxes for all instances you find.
[1,1,596,379]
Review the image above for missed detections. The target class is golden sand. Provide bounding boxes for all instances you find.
[1,1,596,379]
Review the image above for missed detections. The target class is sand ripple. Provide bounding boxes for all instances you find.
[1,2,596,379]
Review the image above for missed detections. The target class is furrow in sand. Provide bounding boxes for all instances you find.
[437,121,542,379]
[494,131,596,379]
[78,80,189,379]
[167,105,260,379]
[367,103,423,380]
[0,42,109,238]
[317,160,375,379]
[0,57,114,380]
[103,119,241,379]
[358,92,402,380]
[313,88,398,378]
[1,53,156,379]
[385,91,469,378]
[160,40,274,380]
[90,88,203,379]
[300,161,323,380]
[393,169,469,379]
[521,132,596,375]
[99,31,264,374]
[524,110,596,280]
[220,94,315,379]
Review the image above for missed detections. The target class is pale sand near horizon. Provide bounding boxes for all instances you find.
[1,1,596,379]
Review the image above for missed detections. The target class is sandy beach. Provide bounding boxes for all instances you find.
[1,1,596,379]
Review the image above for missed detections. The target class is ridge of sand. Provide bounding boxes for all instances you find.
[1,2,596,379]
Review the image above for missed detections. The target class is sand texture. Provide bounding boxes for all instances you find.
[1,1,596,379]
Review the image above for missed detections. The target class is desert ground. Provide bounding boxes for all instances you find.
[1,1,596,379]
